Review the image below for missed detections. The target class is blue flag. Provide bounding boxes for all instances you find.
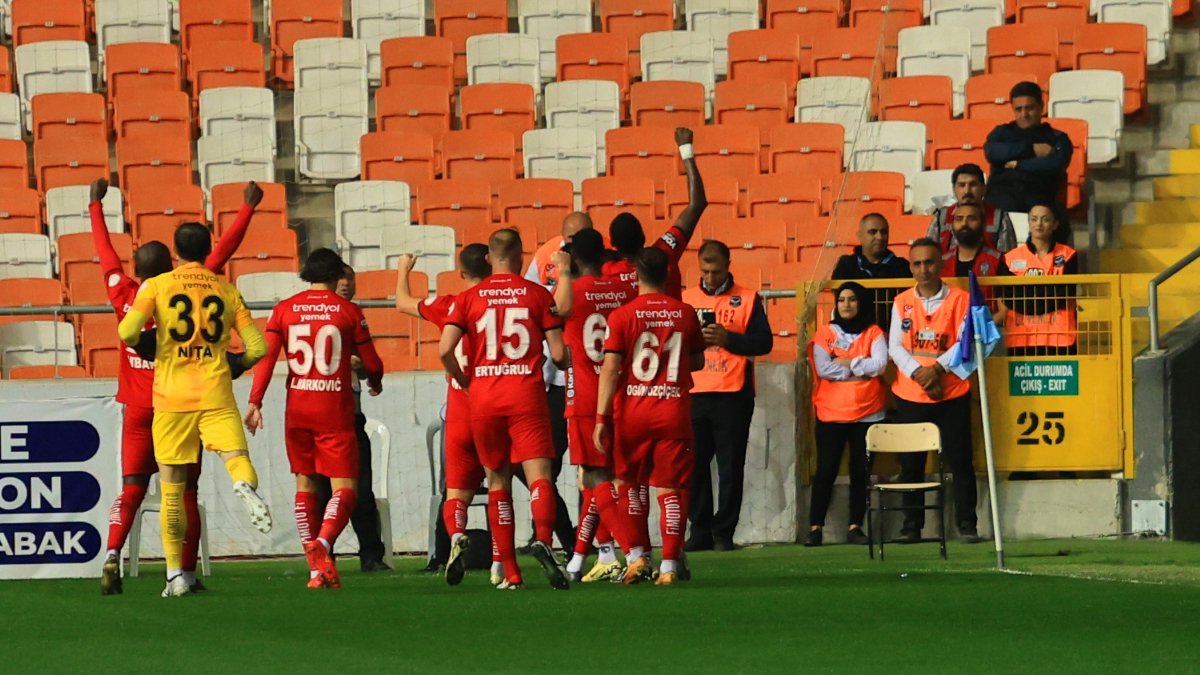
[947,271,1001,379]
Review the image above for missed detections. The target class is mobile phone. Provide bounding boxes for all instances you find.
[701,310,716,326]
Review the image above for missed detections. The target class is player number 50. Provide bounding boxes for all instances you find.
[287,324,343,376]
[631,331,682,383]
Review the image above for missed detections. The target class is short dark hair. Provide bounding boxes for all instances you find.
[635,246,669,288]
[954,202,984,218]
[300,248,347,284]
[571,228,605,267]
[609,212,646,256]
[909,237,942,257]
[1010,81,1043,103]
[488,228,522,260]
[951,163,986,185]
[134,241,172,280]
[459,243,490,280]
[697,240,730,262]
[174,222,212,263]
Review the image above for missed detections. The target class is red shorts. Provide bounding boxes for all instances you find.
[122,404,158,477]
[568,416,610,469]
[444,420,484,490]
[613,435,693,490]
[472,414,555,471]
[285,426,359,479]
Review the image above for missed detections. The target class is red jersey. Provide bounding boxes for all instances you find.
[599,225,689,299]
[603,293,705,440]
[564,275,635,419]
[446,273,562,418]
[418,292,471,423]
[90,201,253,406]
[250,289,384,432]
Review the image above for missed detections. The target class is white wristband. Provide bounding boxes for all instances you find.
[678,143,694,161]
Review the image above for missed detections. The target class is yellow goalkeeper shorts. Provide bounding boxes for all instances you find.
[152,408,248,465]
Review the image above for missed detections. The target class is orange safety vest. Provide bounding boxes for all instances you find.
[531,236,563,288]
[808,323,887,423]
[683,282,755,394]
[891,286,972,404]
[1003,243,1078,348]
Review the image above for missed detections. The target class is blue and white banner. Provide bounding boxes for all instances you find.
[0,399,121,579]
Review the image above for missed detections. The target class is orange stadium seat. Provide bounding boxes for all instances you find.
[30,93,107,145]
[1074,23,1148,114]
[929,118,993,170]
[225,228,299,280]
[878,76,954,133]
[812,27,885,79]
[848,0,922,74]
[1015,0,1088,69]
[434,270,472,298]
[116,132,193,200]
[0,140,30,189]
[1047,116,1087,209]
[434,0,508,82]
[693,125,761,179]
[706,217,790,262]
[765,0,842,76]
[80,313,121,377]
[188,41,267,107]
[105,43,182,105]
[831,171,905,239]
[270,0,344,87]
[768,122,845,178]
[33,137,109,194]
[890,213,930,245]
[745,173,824,238]
[363,309,418,371]
[112,90,190,142]
[0,277,64,325]
[582,175,657,234]
[380,36,455,90]
[415,178,494,236]
[356,269,428,301]
[211,181,288,239]
[965,72,1039,120]
[57,231,132,299]
[374,84,453,144]
[765,297,800,361]
[665,173,739,230]
[985,24,1059,85]
[179,0,255,69]
[440,129,517,183]
[0,46,12,93]
[496,178,575,246]
[459,83,537,159]
[127,182,206,247]
[0,187,42,234]
[605,125,680,190]
[714,79,791,140]
[360,130,438,187]
[726,28,801,112]
[630,81,707,129]
[556,33,631,104]
[8,364,88,379]
[11,0,87,48]
[600,0,675,77]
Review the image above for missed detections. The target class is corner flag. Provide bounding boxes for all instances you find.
[947,271,1001,379]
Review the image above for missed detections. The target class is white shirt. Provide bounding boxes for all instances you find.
[812,324,889,423]
[887,283,962,377]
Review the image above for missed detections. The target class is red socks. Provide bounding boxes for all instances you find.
[317,488,357,547]
[106,483,147,552]
[181,489,201,572]
[574,487,598,556]
[443,498,468,539]
[528,478,556,546]
[294,491,321,544]
[620,483,651,551]
[595,480,630,553]
[658,491,689,563]
[488,490,521,583]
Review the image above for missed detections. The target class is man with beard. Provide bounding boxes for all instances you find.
[926,164,1017,254]
[942,203,1010,280]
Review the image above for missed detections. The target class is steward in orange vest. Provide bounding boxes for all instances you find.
[1002,203,1079,356]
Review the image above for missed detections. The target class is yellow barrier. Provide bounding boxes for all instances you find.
[798,275,1135,477]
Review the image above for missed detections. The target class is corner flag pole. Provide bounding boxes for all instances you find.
[973,334,1005,570]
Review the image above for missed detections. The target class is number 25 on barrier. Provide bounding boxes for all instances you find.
[1015,411,1066,446]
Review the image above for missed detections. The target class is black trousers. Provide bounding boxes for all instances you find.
[894,395,977,532]
[809,420,872,528]
[316,413,387,566]
[688,389,756,543]
[512,384,575,549]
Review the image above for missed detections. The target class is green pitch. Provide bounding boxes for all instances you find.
[8,539,1200,674]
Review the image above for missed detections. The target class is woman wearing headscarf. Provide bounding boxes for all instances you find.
[805,282,889,546]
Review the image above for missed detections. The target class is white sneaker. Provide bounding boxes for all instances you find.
[233,480,272,533]
[496,579,524,590]
[161,574,191,598]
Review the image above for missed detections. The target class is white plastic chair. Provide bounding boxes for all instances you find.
[236,271,308,318]
[544,80,621,168]
[641,31,717,103]
[796,76,873,163]
[849,121,928,199]
[334,179,413,270]
[293,37,369,92]
[365,416,394,568]
[466,33,543,91]
[523,127,600,194]
[197,131,277,195]
[897,26,972,116]
[351,0,426,85]
[0,93,23,140]
[0,320,77,377]
[684,0,760,77]
[1049,69,1124,164]
[94,0,172,77]
[928,0,1004,72]
[294,86,370,181]
[14,41,93,131]
[0,233,53,279]
[47,185,124,243]
[1095,0,1170,65]
[127,475,212,578]
[518,0,593,82]
[910,169,957,214]
[379,225,457,279]
[199,86,277,153]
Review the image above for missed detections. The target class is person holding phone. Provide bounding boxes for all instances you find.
[680,241,774,552]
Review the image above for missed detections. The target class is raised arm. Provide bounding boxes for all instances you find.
[206,181,263,272]
[393,253,424,318]
[671,127,707,245]
[551,251,573,317]
[88,179,124,276]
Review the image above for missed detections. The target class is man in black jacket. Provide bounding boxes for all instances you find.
[831,213,910,328]
[983,81,1073,213]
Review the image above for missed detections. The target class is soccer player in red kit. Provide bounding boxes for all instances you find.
[595,247,706,586]
[440,228,570,590]
[393,244,495,586]
[551,228,635,582]
[244,249,384,589]
[601,127,707,301]
[94,178,262,595]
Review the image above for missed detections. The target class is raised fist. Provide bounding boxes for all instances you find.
[244,181,264,208]
[397,253,417,273]
[90,178,109,203]
[675,127,693,146]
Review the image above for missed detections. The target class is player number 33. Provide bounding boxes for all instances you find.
[168,294,225,343]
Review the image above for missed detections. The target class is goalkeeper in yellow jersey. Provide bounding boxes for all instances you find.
[118,222,271,598]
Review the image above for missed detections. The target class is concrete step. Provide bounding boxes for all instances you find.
[1171,27,1200,57]
[1101,247,1200,275]
[1119,221,1200,247]
[1147,101,1200,149]
[1135,148,1200,177]
[1133,198,1200,223]
[1153,173,1200,198]
[1192,123,1200,148]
